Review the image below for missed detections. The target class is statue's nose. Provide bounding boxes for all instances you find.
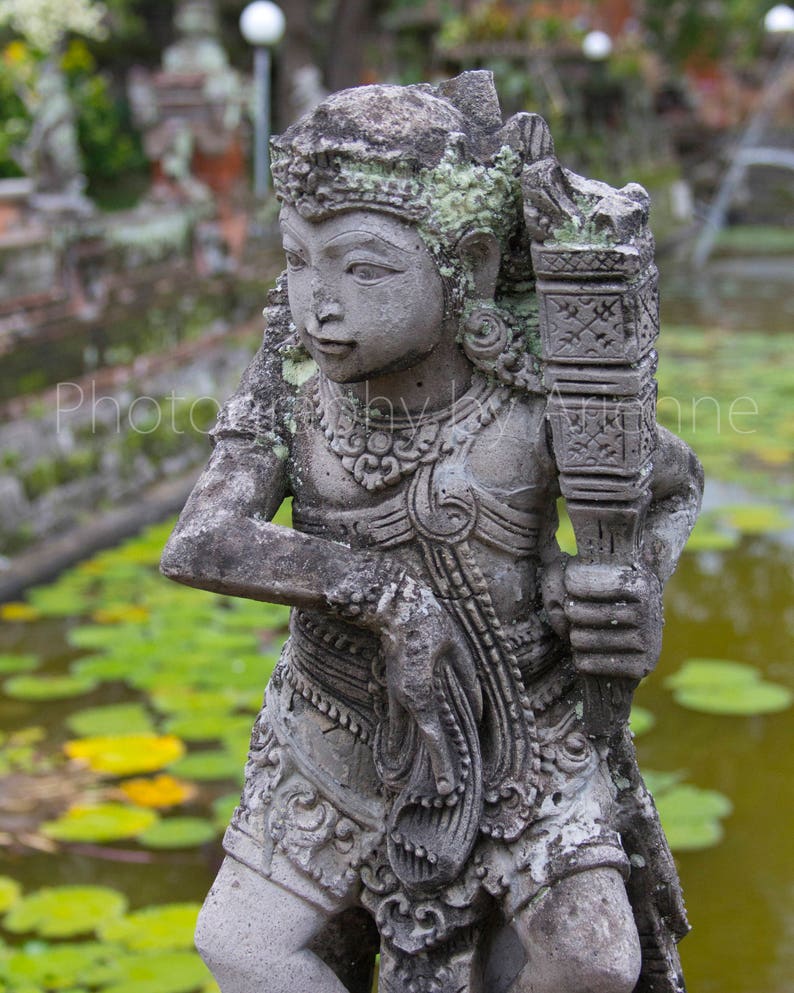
[305,294,342,337]
[316,298,342,323]
[309,287,343,328]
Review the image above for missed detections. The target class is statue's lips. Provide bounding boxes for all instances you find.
[310,337,355,356]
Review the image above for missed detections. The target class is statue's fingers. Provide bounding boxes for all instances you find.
[575,651,653,679]
[564,564,637,600]
[563,602,641,628]
[569,627,647,653]
[444,638,481,714]
[411,709,457,797]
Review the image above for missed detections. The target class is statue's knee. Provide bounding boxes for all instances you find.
[513,868,641,993]
[515,928,641,993]
[194,896,233,973]
[552,937,641,993]
[194,858,299,978]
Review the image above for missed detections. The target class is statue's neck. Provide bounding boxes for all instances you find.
[342,337,473,416]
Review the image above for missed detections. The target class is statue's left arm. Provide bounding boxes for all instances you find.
[642,426,704,585]
[543,427,703,681]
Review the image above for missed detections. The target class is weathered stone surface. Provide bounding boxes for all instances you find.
[162,72,703,993]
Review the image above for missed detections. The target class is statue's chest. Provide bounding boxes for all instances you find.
[289,377,552,559]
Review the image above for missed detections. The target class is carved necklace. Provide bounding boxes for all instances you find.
[314,373,509,492]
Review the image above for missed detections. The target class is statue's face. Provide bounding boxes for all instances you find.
[280,206,446,384]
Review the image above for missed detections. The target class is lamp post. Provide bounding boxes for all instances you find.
[240,1,286,198]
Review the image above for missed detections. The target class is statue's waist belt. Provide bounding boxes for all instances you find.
[285,608,564,735]
[287,609,380,727]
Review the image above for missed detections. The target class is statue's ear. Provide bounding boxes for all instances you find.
[457,231,501,300]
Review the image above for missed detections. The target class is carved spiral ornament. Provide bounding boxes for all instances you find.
[461,306,510,364]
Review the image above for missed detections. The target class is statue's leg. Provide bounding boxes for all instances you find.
[195,855,352,993]
[509,867,641,993]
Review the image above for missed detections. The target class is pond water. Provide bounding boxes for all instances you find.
[0,257,791,993]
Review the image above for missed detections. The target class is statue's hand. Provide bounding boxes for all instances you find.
[561,561,663,680]
[378,578,480,796]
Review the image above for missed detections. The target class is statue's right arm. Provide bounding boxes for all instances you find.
[160,398,395,623]
[159,342,434,630]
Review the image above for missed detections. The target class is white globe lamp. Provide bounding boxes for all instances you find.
[240,1,286,47]
[764,4,794,32]
[582,30,613,61]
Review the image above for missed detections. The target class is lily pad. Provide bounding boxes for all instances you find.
[665,658,792,715]
[149,688,237,716]
[211,793,239,830]
[654,783,733,852]
[70,655,134,681]
[0,602,41,622]
[3,886,127,938]
[90,949,210,993]
[0,654,40,675]
[138,817,217,850]
[164,712,234,742]
[65,734,186,776]
[3,674,98,701]
[642,769,685,796]
[66,703,155,737]
[41,803,158,843]
[2,941,122,989]
[0,876,22,913]
[98,903,201,950]
[168,749,243,783]
[91,604,151,624]
[555,502,577,555]
[684,517,739,553]
[68,625,143,651]
[629,705,656,737]
[26,583,93,618]
[718,503,789,535]
[118,774,196,809]
[218,601,290,631]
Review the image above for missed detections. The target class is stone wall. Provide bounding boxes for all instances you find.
[0,325,261,556]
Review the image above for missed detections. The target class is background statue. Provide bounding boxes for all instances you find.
[17,58,87,202]
[162,71,703,993]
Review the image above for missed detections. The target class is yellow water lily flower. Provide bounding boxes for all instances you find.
[91,604,150,624]
[0,602,40,622]
[65,734,185,776]
[118,774,196,809]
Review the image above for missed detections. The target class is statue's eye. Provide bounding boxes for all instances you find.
[284,250,306,271]
[347,262,397,284]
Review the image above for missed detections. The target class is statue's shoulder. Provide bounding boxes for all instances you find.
[468,383,556,494]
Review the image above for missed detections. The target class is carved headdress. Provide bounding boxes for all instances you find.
[271,71,553,249]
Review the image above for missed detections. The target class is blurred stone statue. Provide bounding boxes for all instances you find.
[18,58,90,211]
[163,71,703,993]
[128,0,244,205]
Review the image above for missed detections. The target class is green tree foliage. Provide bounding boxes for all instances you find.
[0,37,146,196]
[642,0,772,67]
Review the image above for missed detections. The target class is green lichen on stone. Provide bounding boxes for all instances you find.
[422,145,521,243]
[281,352,318,388]
[549,193,617,248]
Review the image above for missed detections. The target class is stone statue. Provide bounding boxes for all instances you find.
[162,71,703,993]
[18,58,88,207]
[128,0,244,205]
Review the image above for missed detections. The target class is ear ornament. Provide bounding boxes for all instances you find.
[461,304,510,366]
